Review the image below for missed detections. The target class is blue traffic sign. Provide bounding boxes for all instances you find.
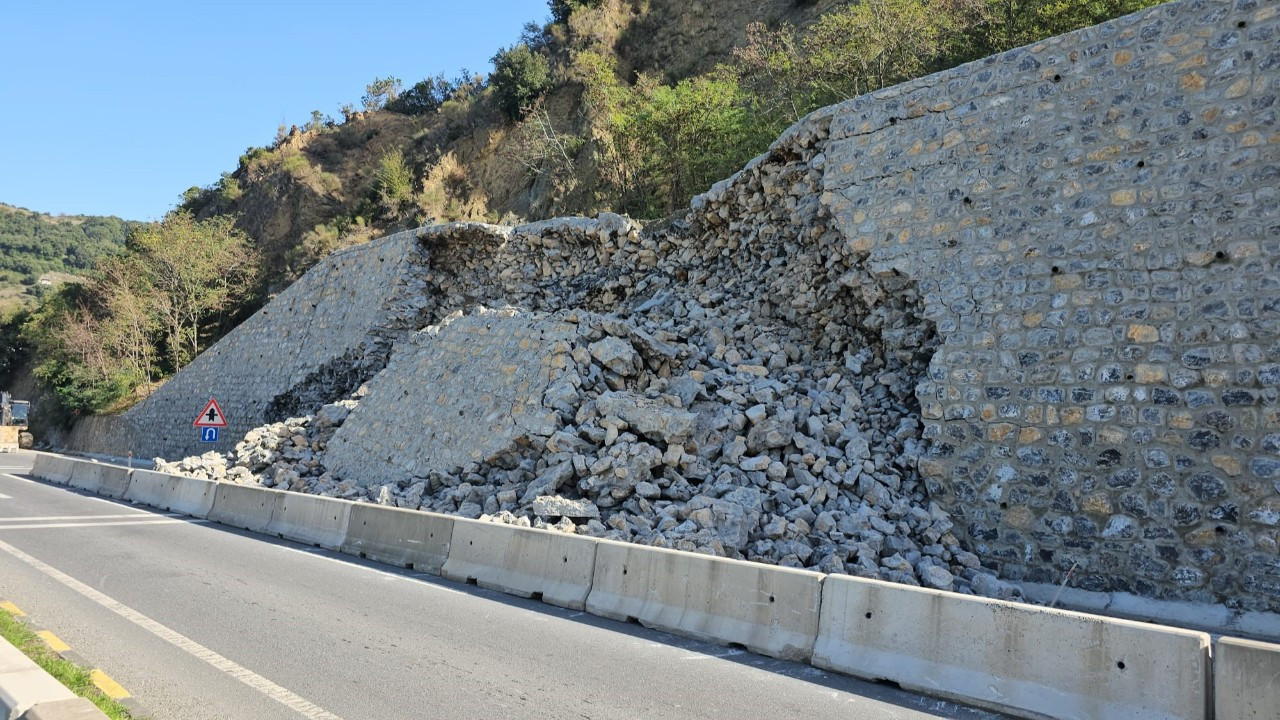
[200,427,220,443]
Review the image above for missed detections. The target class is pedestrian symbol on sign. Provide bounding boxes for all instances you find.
[201,427,220,443]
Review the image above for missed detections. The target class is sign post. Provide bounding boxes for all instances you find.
[193,397,229,443]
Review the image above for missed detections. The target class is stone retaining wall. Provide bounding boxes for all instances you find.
[73,0,1280,612]
[815,0,1279,608]
[68,231,432,459]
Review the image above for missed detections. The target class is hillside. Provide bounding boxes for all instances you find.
[8,0,1169,422]
[0,203,133,311]
[173,0,881,282]
[177,0,1164,288]
[90,0,1279,622]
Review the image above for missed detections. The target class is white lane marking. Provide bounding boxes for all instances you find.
[0,513,157,523]
[0,493,11,499]
[289,547,465,596]
[0,473,463,599]
[1,473,133,508]
[0,537,344,719]
[0,519,204,530]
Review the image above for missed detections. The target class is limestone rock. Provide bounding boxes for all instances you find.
[532,495,601,519]
[589,337,640,376]
[594,392,697,444]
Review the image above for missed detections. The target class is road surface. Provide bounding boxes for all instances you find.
[0,451,1003,719]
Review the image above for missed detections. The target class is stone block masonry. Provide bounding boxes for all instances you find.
[67,230,434,460]
[86,0,1280,618]
[325,310,575,486]
[815,0,1279,610]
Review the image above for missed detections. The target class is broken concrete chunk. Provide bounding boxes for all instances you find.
[532,495,600,519]
[589,337,640,376]
[594,391,697,444]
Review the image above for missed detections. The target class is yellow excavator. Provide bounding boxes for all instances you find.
[1,392,32,452]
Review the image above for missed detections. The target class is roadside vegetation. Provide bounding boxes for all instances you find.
[0,204,133,312]
[3,0,1166,426]
[4,213,259,419]
[0,608,136,719]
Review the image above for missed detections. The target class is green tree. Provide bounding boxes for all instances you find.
[388,74,454,115]
[21,284,133,414]
[0,309,29,387]
[733,0,990,130]
[362,76,402,111]
[491,44,552,120]
[375,149,417,221]
[582,52,768,216]
[126,212,261,371]
[549,0,603,24]
[977,0,1164,54]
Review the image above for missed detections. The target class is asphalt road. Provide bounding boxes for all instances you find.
[0,451,1005,720]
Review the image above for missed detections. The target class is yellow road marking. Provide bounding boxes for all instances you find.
[90,669,131,699]
[0,601,24,616]
[36,630,71,653]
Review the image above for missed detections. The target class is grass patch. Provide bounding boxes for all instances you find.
[0,609,135,719]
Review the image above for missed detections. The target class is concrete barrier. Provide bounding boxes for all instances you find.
[442,520,597,610]
[586,540,823,662]
[123,470,217,518]
[267,494,353,551]
[1,637,79,720]
[340,504,454,575]
[1214,636,1280,720]
[27,453,76,485]
[813,575,1211,720]
[19,698,109,720]
[207,483,283,534]
[66,462,130,499]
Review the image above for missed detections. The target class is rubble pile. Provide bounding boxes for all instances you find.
[156,119,1021,601]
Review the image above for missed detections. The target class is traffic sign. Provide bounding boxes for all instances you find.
[193,397,228,428]
[200,427,220,443]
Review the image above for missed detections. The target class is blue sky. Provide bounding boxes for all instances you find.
[0,1,548,221]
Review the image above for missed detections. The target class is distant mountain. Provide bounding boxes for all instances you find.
[0,203,135,311]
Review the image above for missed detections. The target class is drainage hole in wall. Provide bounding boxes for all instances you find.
[1116,661,1126,670]
[563,556,569,563]
[466,577,478,585]
[626,616,641,625]
[531,591,544,602]
[1137,160,1146,168]
[729,643,748,652]
[1051,266,1060,274]
[963,196,972,205]
[622,568,628,575]
[1215,250,1227,260]
[874,678,903,690]
[769,595,776,603]
[1126,374,1134,381]
[865,611,873,619]
[1238,20,1246,28]
[359,552,367,559]
[1052,74,1062,83]
[889,117,898,125]
[1215,525,1226,534]
[1000,502,1008,510]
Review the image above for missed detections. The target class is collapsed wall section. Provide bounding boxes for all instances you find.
[324,311,574,486]
[119,0,1277,615]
